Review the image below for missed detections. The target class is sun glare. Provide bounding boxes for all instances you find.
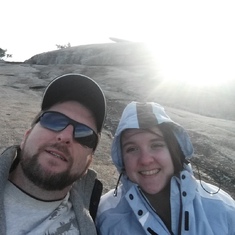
[146,41,235,88]
[164,77,231,88]
[140,1,235,88]
[159,61,233,88]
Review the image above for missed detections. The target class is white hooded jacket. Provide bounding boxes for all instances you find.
[96,102,235,235]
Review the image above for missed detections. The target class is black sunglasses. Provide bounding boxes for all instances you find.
[37,111,98,149]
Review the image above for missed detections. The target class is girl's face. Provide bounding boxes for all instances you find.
[121,127,174,195]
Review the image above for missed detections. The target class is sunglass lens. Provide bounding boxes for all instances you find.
[74,126,97,148]
[40,112,68,131]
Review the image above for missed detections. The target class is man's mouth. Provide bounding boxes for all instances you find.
[46,150,67,162]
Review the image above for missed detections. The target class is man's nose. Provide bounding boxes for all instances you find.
[56,125,74,144]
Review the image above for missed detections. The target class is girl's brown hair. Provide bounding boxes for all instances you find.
[158,123,186,174]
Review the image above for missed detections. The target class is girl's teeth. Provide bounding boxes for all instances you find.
[140,169,160,175]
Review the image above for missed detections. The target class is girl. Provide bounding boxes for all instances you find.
[97,101,235,235]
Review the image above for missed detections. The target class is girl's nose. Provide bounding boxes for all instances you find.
[138,148,154,165]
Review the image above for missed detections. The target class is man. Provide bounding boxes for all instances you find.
[0,73,106,235]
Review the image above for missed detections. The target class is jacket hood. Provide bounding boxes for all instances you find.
[111,102,194,173]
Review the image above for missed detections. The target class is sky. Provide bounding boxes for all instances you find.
[1,0,235,86]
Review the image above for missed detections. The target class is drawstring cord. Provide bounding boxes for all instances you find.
[191,159,221,194]
[147,227,158,235]
[113,172,123,197]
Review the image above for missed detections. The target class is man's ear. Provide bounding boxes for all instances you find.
[81,154,93,177]
[93,133,101,151]
[20,129,32,149]
[86,154,93,169]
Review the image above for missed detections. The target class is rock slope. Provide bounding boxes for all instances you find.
[0,42,234,197]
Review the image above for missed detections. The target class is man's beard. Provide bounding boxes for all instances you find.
[20,144,84,191]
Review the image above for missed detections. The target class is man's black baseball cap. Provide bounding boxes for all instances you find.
[41,73,106,133]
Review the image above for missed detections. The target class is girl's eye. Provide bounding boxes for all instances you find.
[151,142,165,149]
[125,146,138,153]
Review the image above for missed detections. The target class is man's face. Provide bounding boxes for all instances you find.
[20,101,97,191]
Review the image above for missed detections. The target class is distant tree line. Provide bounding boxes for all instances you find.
[0,48,12,59]
[56,43,71,49]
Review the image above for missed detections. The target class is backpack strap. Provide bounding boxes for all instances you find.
[89,178,103,221]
